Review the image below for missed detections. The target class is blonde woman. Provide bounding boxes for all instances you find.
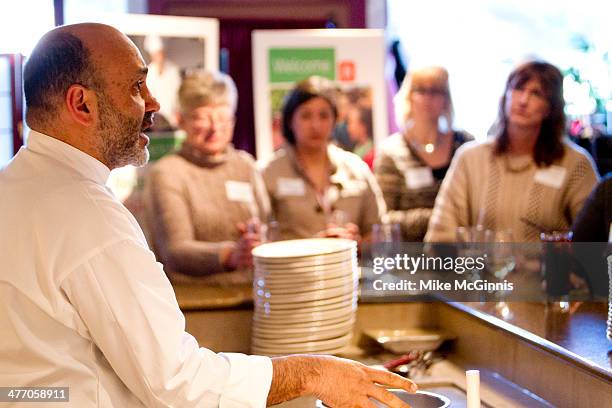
[374,66,472,241]
[146,70,269,284]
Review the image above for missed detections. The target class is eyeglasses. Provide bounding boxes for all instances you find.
[412,87,448,97]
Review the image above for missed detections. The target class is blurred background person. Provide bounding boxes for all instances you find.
[259,76,386,242]
[426,60,599,242]
[346,105,374,168]
[143,35,181,129]
[375,66,472,241]
[571,173,612,242]
[146,70,269,285]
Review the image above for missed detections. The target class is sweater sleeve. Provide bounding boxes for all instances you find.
[424,148,471,243]
[565,152,600,223]
[374,146,433,241]
[146,163,235,277]
[358,161,387,237]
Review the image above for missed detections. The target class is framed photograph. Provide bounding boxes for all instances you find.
[252,29,387,164]
[78,13,219,133]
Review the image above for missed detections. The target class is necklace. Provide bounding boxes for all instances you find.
[406,130,443,154]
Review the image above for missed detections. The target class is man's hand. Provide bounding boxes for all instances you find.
[267,355,417,407]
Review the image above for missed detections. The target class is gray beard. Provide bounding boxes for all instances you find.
[97,94,148,169]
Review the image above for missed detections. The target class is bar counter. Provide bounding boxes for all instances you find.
[173,282,612,407]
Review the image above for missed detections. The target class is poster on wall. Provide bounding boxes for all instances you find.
[252,29,387,163]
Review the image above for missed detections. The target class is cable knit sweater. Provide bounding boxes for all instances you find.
[425,139,599,242]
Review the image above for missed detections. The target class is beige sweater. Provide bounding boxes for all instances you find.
[259,144,386,240]
[425,140,599,242]
[145,144,270,284]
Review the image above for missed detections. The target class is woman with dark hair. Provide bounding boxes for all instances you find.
[259,76,386,241]
[425,60,599,242]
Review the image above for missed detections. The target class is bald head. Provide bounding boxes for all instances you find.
[23,23,137,129]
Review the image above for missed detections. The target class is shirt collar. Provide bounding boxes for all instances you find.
[26,130,111,185]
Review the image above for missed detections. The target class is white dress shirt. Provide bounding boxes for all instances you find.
[0,130,272,407]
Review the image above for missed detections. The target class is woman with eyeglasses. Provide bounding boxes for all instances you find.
[146,70,269,284]
[425,60,599,242]
[259,76,386,242]
[374,66,472,241]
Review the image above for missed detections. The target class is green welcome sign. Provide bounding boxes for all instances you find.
[269,48,335,83]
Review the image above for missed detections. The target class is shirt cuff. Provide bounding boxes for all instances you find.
[218,353,273,408]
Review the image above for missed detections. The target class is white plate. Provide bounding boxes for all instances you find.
[254,283,357,303]
[253,304,356,323]
[254,298,356,317]
[253,317,355,336]
[254,251,356,269]
[255,275,358,295]
[252,238,356,260]
[254,270,356,289]
[255,259,357,275]
[253,292,356,310]
[252,326,353,345]
[250,332,352,354]
[251,344,348,357]
[253,313,354,329]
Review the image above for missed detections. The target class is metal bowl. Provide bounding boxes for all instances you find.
[317,390,450,408]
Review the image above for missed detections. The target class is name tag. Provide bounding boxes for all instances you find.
[277,177,305,197]
[225,181,254,203]
[405,167,434,190]
[534,165,566,189]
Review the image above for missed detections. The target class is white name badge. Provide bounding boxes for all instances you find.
[225,181,254,203]
[277,177,306,197]
[534,165,566,189]
[405,167,435,190]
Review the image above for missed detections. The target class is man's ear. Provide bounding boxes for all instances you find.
[65,84,96,127]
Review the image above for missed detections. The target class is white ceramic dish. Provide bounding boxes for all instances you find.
[250,332,352,353]
[253,292,356,310]
[255,259,356,275]
[252,314,354,330]
[253,317,355,336]
[252,238,356,260]
[254,252,356,270]
[255,273,356,291]
[254,303,356,323]
[251,344,347,357]
[362,328,455,354]
[255,275,358,295]
[254,282,357,303]
[254,297,356,315]
[252,324,352,344]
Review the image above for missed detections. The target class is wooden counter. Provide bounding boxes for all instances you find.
[173,282,612,407]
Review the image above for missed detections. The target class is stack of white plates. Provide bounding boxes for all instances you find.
[251,238,359,356]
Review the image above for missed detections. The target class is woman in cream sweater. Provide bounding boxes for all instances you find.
[146,70,269,284]
[425,61,599,243]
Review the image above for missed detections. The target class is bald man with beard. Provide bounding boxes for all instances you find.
[0,24,416,407]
